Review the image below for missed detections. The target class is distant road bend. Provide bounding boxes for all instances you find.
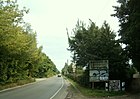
[0,76,68,99]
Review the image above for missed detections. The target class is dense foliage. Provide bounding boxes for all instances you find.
[112,0,140,71]
[0,0,58,84]
[67,20,132,81]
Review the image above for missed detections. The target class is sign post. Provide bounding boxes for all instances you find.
[72,63,76,80]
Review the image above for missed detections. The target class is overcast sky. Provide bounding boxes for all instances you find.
[18,0,119,71]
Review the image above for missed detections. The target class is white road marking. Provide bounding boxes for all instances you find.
[50,78,64,99]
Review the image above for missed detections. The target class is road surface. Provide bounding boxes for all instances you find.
[0,76,68,99]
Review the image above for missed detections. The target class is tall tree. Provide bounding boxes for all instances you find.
[0,0,30,83]
[68,20,131,81]
[112,0,140,71]
[0,0,58,84]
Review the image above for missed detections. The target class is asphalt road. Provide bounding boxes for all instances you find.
[0,76,68,99]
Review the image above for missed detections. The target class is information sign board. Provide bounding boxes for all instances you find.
[89,60,109,82]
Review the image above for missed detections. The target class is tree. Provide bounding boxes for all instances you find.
[0,0,30,83]
[112,0,140,71]
[0,0,58,84]
[34,52,58,78]
[68,20,131,81]
[62,62,69,75]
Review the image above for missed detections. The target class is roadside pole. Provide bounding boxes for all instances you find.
[72,63,76,80]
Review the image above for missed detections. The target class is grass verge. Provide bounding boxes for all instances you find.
[67,77,126,97]
[0,78,35,91]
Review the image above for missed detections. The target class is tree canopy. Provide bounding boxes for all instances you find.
[112,0,140,71]
[0,0,58,84]
[67,20,131,81]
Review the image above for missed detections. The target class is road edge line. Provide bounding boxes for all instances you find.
[50,77,64,99]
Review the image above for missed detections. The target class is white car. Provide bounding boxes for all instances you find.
[57,74,61,77]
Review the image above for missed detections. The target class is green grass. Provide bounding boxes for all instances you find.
[77,85,125,97]
[0,78,35,91]
[67,78,126,97]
